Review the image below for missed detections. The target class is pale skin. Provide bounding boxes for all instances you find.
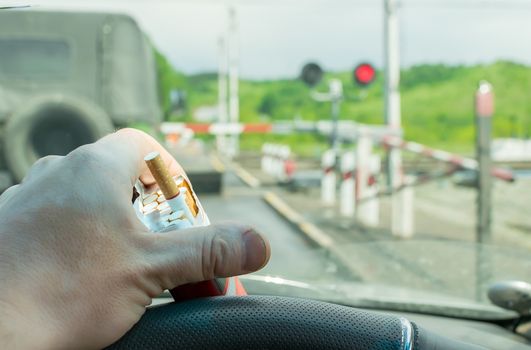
[0,129,271,349]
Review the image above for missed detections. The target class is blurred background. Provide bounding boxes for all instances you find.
[9,0,531,153]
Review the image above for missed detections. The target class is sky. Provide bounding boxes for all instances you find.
[4,0,531,79]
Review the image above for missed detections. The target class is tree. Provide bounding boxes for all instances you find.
[258,93,278,116]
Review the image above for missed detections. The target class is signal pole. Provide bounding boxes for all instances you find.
[384,0,401,189]
[217,37,228,154]
[329,79,343,154]
[228,6,240,158]
[384,0,405,236]
[474,81,494,301]
[475,81,494,243]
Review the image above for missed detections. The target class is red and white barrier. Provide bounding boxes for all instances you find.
[161,121,514,183]
[382,136,514,182]
[321,150,336,206]
[161,122,272,136]
[339,152,356,217]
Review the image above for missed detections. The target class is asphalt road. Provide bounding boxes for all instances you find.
[199,172,337,281]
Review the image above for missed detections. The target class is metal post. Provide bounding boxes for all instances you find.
[356,131,372,223]
[475,81,494,301]
[475,81,494,243]
[363,154,381,227]
[355,132,371,201]
[384,0,401,190]
[272,144,281,179]
[321,149,337,206]
[329,79,343,154]
[261,143,269,173]
[279,145,291,183]
[399,177,415,237]
[217,37,228,154]
[228,7,240,158]
[340,151,356,217]
[384,0,403,237]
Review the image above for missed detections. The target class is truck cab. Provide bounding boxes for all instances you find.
[0,10,161,188]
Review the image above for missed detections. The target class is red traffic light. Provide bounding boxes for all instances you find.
[354,63,376,86]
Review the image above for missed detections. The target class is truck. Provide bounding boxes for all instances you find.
[0,10,162,190]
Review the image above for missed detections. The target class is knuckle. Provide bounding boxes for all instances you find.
[116,127,139,135]
[66,144,114,176]
[201,229,231,280]
[23,155,62,182]
[33,155,61,168]
[62,145,118,194]
[66,144,99,165]
[115,127,148,140]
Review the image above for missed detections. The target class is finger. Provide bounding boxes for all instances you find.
[144,223,271,289]
[93,128,187,188]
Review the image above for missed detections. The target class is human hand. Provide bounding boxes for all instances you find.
[0,129,270,349]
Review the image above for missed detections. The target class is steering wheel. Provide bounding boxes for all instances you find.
[106,295,483,349]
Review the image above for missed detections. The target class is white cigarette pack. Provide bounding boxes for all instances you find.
[133,176,209,232]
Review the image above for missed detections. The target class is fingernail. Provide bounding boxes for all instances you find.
[242,229,270,272]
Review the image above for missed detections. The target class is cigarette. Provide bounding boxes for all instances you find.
[142,201,158,213]
[143,210,162,230]
[142,193,158,205]
[159,207,172,216]
[170,188,195,223]
[144,152,179,200]
[161,218,192,231]
[144,151,198,220]
[176,176,199,217]
[168,210,185,221]
[157,202,170,211]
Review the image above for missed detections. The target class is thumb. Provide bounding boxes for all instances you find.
[146,223,270,290]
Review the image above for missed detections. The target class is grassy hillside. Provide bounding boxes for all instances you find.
[157,58,531,155]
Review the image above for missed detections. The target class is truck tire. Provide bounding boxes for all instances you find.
[4,94,114,182]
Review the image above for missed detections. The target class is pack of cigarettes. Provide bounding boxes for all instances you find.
[133,151,246,300]
[133,176,209,232]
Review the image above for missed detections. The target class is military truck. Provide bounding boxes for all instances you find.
[0,10,162,189]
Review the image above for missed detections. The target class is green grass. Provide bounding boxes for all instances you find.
[156,56,531,155]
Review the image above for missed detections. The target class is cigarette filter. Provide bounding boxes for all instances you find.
[144,151,179,200]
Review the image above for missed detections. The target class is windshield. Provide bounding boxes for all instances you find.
[0,39,71,80]
[200,185,531,320]
[3,1,531,321]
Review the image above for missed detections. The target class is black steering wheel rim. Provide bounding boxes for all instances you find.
[106,295,415,350]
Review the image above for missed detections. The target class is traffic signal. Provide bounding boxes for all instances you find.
[300,62,323,87]
[353,63,376,87]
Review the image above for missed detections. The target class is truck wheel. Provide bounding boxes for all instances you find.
[4,95,114,182]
